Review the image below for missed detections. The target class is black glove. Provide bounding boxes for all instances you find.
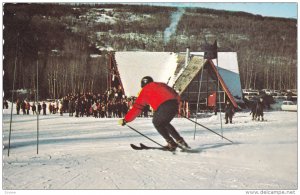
[118,119,126,126]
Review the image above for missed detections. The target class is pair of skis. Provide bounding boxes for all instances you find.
[130,143,198,153]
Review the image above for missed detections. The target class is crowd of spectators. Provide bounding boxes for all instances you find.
[8,84,191,118]
[14,87,152,118]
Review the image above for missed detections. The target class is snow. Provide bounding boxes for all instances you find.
[212,52,239,74]
[2,105,297,192]
[128,14,152,22]
[95,14,116,24]
[86,8,117,24]
[90,54,101,58]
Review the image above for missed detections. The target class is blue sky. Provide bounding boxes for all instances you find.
[133,2,297,19]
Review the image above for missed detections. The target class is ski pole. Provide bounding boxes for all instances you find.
[181,115,234,143]
[126,124,166,148]
[8,33,19,156]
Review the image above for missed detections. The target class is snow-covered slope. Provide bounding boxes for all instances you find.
[2,108,297,190]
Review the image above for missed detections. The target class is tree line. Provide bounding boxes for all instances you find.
[3,3,108,100]
[174,8,297,90]
[3,3,297,101]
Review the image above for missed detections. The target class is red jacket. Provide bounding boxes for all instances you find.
[124,82,180,122]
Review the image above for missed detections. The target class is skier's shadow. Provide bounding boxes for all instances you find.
[185,142,234,153]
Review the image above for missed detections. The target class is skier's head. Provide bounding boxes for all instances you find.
[141,76,153,88]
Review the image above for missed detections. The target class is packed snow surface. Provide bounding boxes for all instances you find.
[2,108,297,190]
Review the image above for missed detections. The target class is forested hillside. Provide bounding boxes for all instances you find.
[3,3,297,99]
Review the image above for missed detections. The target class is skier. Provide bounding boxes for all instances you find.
[255,98,264,121]
[224,101,234,124]
[118,76,189,151]
[250,98,264,121]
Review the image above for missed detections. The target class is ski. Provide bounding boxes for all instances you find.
[130,143,200,153]
[130,143,169,151]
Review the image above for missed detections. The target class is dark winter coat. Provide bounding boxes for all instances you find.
[256,102,264,116]
[16,101,21,111]
[38,104,42,112]
[42,103,47,110]
[224,103,234,116]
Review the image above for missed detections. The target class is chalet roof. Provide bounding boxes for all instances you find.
[173,54,205,94]
[115,52,178,96]
[113,51,243,104]
[212,52,243,102]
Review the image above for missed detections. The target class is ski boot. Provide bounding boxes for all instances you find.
[164,139,178,151]
[176,138,190,150]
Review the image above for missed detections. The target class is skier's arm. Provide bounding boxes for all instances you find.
[124,104,144,122]
[124,91,148,123]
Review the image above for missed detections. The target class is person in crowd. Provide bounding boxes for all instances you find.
[49,102,53,114]
[100,103,107,118]
[59,101,63,116]
[26,101,31,115]
[92,101,98,118]
[68,99,74,117]
[38,103,42,115]
[16,99,21,114]
[75,100,80,117]
[80,100,85,117]
[117,101,122,118]
[3,99,8,109]
[32,103,36,115]
[21,100,26,115]
[122,99,129,117]
[142,105,150,118]
[42,102,47,115]
[107,101,113,118]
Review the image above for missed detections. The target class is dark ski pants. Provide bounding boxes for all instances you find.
[225,113,233,124]
[152,100,183,143]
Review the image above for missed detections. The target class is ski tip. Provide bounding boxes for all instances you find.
[130,143,136,149]
[130,143,142,150]
[139,143,145,147]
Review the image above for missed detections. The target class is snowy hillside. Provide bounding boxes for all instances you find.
[2,107,297,191]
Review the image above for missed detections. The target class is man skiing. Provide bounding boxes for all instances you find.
[118,76,189,151]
